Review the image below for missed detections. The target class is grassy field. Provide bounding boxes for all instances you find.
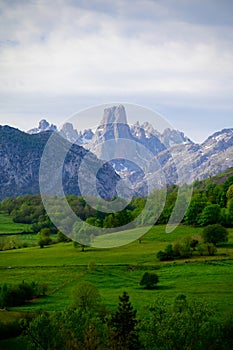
[0,224,233,320]
[0,212,32,234]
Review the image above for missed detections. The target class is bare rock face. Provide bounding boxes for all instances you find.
[101,104,127,125]
[91,105,132,145]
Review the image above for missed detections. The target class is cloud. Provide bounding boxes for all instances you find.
[0,0,233,131]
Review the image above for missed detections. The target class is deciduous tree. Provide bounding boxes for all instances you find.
[202,224,228,245]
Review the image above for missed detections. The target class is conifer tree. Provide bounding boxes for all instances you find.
[108,291,140,350]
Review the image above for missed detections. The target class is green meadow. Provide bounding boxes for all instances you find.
[0,212,32,234]
[0,224,233,319]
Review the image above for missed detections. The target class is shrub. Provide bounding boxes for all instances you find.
[37,228,52,248]
[157,244,175,261]
[140,272,159,289]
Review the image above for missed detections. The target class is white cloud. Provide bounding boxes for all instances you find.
[0,0,233,137]
[0,27,232,98]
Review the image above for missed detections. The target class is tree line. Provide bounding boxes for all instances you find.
[0,175,232,249]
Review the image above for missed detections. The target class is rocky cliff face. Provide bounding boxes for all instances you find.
[0,126,118,200]
[91,105,132,147]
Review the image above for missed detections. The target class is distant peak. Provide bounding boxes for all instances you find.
[38,119,49,129]
[27,119,57,134]
[101,105,127,125]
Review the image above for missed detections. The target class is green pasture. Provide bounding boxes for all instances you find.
[0,212,32,234]
[0,225,233,321]
[0,261,232,316]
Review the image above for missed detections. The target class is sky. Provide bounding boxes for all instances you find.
[0,0,233,143]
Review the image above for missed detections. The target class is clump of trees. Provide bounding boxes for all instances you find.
[156,229,227,262]
[185,176,233,227]
[0,281,48,308]
[157,237,194,261]
[141,295,233,350]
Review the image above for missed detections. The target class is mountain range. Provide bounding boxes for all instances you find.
[29,105,233,187]
[0,105,232,199]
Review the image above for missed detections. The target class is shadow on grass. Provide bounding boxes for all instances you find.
[157,285,175,291]
[136,285,175,291]
[218,243,233,248]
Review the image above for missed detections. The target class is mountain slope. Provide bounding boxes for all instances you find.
[0,126,118,200]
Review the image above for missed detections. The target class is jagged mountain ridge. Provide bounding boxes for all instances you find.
[0,126,118,200]
[28,111,191,150]
[156,128,233,184]
[17,105,233,191]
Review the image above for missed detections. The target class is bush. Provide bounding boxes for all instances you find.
[140,272,159,289]
[157,244,175,261]
[38,237,52,248]
[37,228,52,248]
[202,224,228,245]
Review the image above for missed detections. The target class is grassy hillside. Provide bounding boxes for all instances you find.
[0,225,233,318]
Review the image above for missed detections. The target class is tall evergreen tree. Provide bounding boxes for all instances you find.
[108,291,140,350]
